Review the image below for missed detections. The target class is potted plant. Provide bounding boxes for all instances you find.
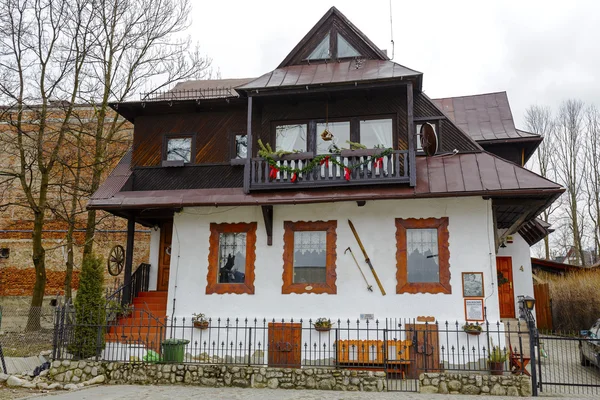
[488,340,507,375]
[192,313,210,329]
[314,318,334,332]
[462,322,483,336]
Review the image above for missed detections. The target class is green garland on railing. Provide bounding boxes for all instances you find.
[257,139,393,182]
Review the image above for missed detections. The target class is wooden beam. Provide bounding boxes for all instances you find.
[122,216,135,306]
[407,83,416,187]
[243,96,253,194]
[261,205,273,246]
[414,116,446,121]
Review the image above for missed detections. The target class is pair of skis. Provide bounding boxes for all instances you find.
[345,220,386,295]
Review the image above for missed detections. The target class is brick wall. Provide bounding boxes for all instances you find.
[0,267,81,296]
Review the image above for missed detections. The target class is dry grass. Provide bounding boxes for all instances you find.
[540,269,600,332]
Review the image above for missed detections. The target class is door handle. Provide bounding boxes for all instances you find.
[510,282,512,289]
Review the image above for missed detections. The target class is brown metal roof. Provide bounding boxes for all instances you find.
[236,60,422,93]
[89,152,563,209]
[519,218,554,246]
[432,92,541,143]
[90,149,132,200]
[170,78,255,93]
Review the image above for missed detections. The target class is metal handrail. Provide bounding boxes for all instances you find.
[106,263,151,306]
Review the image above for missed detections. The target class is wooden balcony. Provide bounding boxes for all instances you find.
[248,150,412,191]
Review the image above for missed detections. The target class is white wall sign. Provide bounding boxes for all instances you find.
[464,299,484,322]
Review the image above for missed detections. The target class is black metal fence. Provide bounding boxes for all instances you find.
[53,306,528,373]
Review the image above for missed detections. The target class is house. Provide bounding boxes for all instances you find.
[90,7,563,339]
[554,246,599,267]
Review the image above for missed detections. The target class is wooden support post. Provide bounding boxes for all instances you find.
[244,96,253,194]
[406,83,416,187]
[262,205,273,246]
[122,216,135,306]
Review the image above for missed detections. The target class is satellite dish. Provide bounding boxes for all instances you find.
[420,123,438,157]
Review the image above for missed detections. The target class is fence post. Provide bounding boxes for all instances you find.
[247,327,252,366]
[51,305,60,360]
[519,297,538,397]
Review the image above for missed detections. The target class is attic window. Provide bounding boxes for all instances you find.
[165,136,193,163]
[337,34,360,58]
[308,33,331,60]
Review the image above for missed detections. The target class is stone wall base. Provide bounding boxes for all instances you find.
[419,372,532,397]
[49,360,386,392]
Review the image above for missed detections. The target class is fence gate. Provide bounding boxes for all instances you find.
[535,332,600,396]
[384,319,418,392]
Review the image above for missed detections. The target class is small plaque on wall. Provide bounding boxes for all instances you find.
[360,314,374,320]
[464,299,485,322]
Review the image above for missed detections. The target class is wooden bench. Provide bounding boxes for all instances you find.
[336,339,412,376]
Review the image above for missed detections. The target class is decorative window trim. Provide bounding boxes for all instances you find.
[206,222,257,295]
[162,133,196,164]
[395,217,451,294]
[282,220,337,295]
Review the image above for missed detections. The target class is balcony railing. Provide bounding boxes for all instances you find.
[248,149,411,190]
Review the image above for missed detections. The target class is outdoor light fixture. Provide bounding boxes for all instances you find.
[499,241,507,248]
[523,296,536,311]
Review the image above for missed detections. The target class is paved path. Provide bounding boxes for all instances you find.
[26,385,590,400]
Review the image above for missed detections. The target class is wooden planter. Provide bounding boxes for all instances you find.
[193,321,210,330]
[464,329,482,336]
[340,149,381,158]
[488,361,505,375]
[314,325,332,332]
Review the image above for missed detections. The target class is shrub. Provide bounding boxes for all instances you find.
[542,269,600,332]
[68,254,106,359]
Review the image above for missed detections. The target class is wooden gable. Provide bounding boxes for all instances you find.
[278,6,389,68]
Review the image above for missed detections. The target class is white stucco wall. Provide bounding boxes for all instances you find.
[163,196,500,323]
[147,227,161,291]
[496,232,535,316]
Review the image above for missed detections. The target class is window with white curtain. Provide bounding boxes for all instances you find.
[275,124,307,152]
[359,118,393,148]
[316,121,350,154]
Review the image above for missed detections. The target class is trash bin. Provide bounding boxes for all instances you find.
[161,339,190,363]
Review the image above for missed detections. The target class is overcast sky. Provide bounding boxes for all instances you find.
[188,0,599,127]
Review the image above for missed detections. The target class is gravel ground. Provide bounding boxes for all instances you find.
[0,386,44,400]
[22,384,595,400]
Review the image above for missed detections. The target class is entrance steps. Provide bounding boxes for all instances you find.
[106,291,168,347]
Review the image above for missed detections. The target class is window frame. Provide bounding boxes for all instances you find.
[282,220,337,295]
[206,222,257,295]
[271,114,397,156]
[395,217,451,294]
[230,131,247,165]
[162,133,196,164]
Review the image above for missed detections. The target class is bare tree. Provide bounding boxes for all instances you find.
[0,0,94,329]
[80,0,212,260]
[554,99,587,266]
[585,104,600,261]
[524,105,560,259]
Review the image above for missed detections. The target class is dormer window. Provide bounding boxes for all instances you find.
[163,134,194,166]
[337,34,360,58]
[305,31,361,61]
[307,34,331,60]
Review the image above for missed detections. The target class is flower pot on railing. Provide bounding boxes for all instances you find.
[488,361,504,375]
[464,329,482,336]
[193,320,210,329]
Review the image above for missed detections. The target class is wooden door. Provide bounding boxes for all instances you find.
[268,323,302,368]
[157,221,173,292]
[534,283,553,330]
[406,323,439,378]
[497,256,515,318]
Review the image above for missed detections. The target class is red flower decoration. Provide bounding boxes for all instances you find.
[375,157,384,168]
[269,166,279,180]
[344,167,351,181]
[291,172,298,183]
[320,156,330,168]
